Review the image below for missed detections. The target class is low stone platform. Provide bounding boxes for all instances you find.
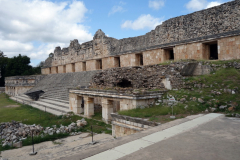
[69,89,164,123]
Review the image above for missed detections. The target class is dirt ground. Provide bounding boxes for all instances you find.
[1,133,114,160]
[4,105,20,108]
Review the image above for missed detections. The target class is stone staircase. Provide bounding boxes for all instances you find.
[10,94,70,116]
[10,71,101,115]
[27,71,100,102]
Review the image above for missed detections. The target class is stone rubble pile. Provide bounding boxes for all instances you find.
[208,61,240,70]
[90,60,240,93]
[0,118,87,148]
[91,62,189,90]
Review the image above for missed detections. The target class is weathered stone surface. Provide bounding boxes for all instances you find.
[111,113,158,127]
[90,63,186,90]
[42,0,240,68]
[181,63,211,76]
[198,98,204,103]
[0,119,87,148]
[5,75,46,96]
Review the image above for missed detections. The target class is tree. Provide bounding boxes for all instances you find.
[0,50,5,58]
[32,61,44,75]
[0,53,42,86]
[0,51,8,86]
[5,54,36,77]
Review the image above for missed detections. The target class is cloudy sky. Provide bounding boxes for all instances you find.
[0,0,231,66]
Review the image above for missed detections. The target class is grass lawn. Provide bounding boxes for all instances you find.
[0,93,111,151]
[119,67,240,123]
[118,104,193,123]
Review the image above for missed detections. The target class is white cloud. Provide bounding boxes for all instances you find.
[0,0,93,63]
[121,14,163,30]
[149,0,165,10]
[206,1,222,8]
[108,1,126,16]
[186,0,222,11]
[108,6,124,16]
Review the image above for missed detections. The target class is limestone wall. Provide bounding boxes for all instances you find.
[42,0,240,72]
[218,35,240,60]
[174,43,204,60]
[143,49,164,65]
[5,75,46,96]
[111,113,158,137]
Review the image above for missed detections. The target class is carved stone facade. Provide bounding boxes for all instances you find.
[69,89,163,123]
[5,75,46,96]
[42,0,240,75]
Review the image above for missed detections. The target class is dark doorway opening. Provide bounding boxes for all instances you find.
[63,65,66,73]
[169,49,174,60]
[114,57,121,67]
[136,53,143,66]
[113,101,120,113]
[82,62,86,71]
[164,48,174,61]
[81,97,84,108]
[210,44,218,60]
[117,79,132,88]
[72,63,75,72]
[97,59,102,69]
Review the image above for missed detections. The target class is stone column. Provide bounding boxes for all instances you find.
[69,93,83,114]
[102,98,114,123]
[84,97,94,117]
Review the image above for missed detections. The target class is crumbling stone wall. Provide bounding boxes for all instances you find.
[111,113,158,137]
[42,0,240,70]
[5,75,46,96]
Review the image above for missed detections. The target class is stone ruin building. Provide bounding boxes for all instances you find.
[4,0,240,137]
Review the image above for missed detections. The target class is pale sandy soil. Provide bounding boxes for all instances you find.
[1,133,113,160]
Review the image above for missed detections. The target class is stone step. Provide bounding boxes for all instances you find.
[41,95,68,101]
[33,100,70,112]
[15,95,71,114]
[25,70,101,103]
[40,97,69,104]
[10,97,63,116]
[39,99,69,109]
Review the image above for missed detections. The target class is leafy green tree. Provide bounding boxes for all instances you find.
[0,51,8,86]
[32,61,44,75]
[0,53,43,86]
[5,54,34,77]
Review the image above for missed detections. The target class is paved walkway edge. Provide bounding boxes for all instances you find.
[84,113,223,160]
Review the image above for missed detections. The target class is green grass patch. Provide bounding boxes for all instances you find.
[119,67,240,122]
[22,133,69,146]
[185,68,240,88]
[0,93,112,151]
[118,106,170,118]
